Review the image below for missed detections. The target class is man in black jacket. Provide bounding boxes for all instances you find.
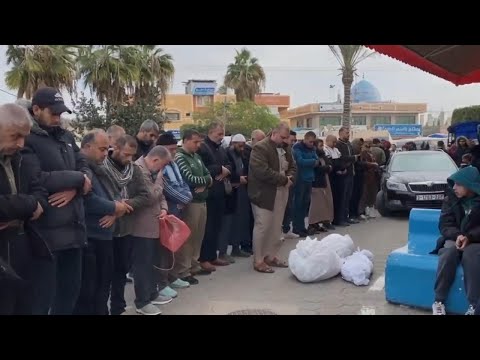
[431,166,480,315]
[197,121,233,271]
[335,127,359,226]
[0,103,49,315]
[22,87,92,315]
[73,130,132,315]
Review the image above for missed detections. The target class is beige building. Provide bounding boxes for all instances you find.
[281,79,427,132]
[282,101,428,130]
[163,80,290,134]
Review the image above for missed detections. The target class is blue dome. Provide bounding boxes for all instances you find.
[351,80,381,103]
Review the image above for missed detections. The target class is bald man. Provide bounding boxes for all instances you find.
[73,130,131,315]
[0,103,49,315]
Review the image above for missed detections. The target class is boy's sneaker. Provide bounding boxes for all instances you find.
[465,304,476,315]
[432,301,446,315]
[136,304,162,315]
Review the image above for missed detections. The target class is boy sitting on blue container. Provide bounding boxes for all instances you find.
[431,166,480,315]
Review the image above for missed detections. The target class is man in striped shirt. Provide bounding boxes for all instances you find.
[172,130,212,285]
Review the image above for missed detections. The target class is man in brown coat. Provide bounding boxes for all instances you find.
[248,122,296,273]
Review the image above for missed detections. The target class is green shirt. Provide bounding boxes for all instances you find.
[175,148,212,203]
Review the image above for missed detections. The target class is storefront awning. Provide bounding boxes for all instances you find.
[365,45,480,86]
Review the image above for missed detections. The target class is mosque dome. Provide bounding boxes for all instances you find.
[351,80,381,103]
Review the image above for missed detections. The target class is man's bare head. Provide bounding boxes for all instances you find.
[338,126,350,141]
[251,129,266,145]
[0,103,32,155]
[270,122,290,146]
[106,125,126,146]
[81,129,110,164]
[325,135,337,148]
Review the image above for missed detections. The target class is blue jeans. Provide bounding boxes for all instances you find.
[293,181,312,233]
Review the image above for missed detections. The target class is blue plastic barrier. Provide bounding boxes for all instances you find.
[385,208,469,314]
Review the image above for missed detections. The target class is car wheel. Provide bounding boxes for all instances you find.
[376,190,391,217]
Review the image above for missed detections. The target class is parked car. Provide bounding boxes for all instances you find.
[376,150,458,216]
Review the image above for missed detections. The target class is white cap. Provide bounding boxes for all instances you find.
[231,134,246,143]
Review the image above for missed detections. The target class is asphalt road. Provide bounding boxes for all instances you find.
[123,214,430,315]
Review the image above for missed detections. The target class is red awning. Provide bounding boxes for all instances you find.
[365,45,480,86]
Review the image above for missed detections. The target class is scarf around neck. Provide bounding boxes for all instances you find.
[104,156,134,198]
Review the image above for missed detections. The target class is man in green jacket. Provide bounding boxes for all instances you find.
[173,130,212,285]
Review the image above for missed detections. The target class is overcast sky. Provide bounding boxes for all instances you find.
[1,45,479,115]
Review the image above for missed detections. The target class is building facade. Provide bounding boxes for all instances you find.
[281,80,427,131]
[163,79,290,133]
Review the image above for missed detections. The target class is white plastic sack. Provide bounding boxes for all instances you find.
[317,233,355,259]
[289,237,342,283]
[341,249,374,286]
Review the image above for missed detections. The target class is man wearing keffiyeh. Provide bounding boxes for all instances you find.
[103,134,150,315]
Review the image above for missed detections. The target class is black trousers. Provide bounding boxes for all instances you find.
[110,236,133,315]
[199,196,225,263]
[0,233,34,315]
[349,173,364,218]
[333,175,354,224]
[435,241,480,305]
[131,236,167,309]
[73,239,114,315]
[282,187,294,234]
[30,248,83,315]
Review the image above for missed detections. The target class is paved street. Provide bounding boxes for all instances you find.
[123,215,430,315]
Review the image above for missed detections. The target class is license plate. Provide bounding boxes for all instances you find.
[416,194,444,201]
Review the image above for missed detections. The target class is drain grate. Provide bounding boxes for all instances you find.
[227,309,277,315]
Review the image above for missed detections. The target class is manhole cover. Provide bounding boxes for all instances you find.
[227,309,277,315]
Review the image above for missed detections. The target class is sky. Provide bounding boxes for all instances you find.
[1,45,479,116]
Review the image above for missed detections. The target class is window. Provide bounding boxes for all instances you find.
[396,115,416,124]
[371,115,391,125]
[306,118,313,128]
[165,112,180,121]
[319,116,341,126]
[352,116,366,125]
[195,95,212,107]
[391,153,457,173]
[186,112,191,117]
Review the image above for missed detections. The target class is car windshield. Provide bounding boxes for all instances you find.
[390,153,457,172]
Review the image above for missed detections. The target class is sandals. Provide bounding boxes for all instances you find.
[254,262,275,273]
[264,257,288,268]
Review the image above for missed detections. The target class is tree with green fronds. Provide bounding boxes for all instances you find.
[76,45,174,106]
[451,105,480,125]
[5,45,78,99]
[181,100,279,137]
[71,87,166,138]
[224,48,266,102]
[328,45,374,127]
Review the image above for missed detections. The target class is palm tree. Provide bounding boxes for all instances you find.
[5,45,78,99]
[224,48,266,102]
[77,45,137,105]
[77,45,174,106]
[132,45,175,104]
[328,45,374,127]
